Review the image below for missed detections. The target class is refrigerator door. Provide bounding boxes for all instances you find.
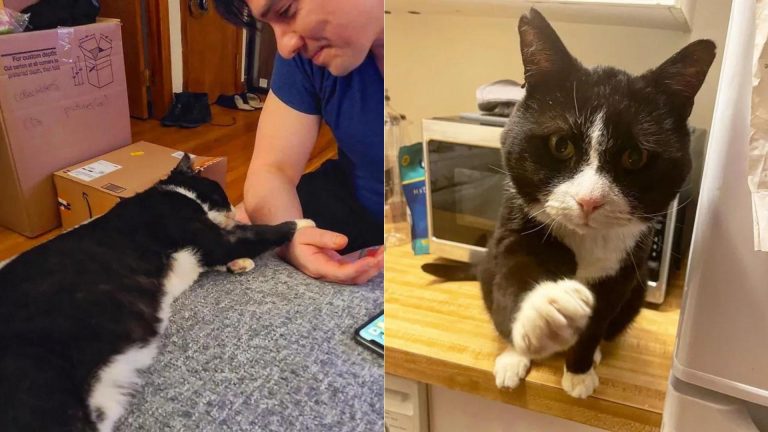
[673,0,768,407]
[662,377,762,432]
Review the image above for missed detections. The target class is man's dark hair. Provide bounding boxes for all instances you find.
[214,0,257,29]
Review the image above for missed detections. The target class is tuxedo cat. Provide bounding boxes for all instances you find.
[0,154,310,431]
[425,9,715,398]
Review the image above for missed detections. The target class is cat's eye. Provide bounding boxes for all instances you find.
[622,148,648,170]
[548,135,575,160]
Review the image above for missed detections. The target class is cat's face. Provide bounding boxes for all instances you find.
[161,154,236,227]
[503,9,715,233]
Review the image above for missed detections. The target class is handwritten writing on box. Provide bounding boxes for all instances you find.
[64,95,110,118]
[15,81,61,103]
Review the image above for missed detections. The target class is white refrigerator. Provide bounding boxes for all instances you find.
[662,1,768,430]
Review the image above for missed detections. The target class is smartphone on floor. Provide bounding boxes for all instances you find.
[354,310,384,356]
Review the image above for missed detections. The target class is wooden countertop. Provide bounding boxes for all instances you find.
[384,244,684,432]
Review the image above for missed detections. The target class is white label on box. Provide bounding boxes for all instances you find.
[68,160,121,182]
[171,151,196,159]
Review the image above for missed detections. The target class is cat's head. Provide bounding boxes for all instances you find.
[503,8,715,234]
[159,154,236,227]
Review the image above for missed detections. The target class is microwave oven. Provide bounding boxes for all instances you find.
[422,116,707,304]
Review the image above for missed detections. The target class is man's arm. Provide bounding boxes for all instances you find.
[242,91,383,285]
[243,91,319,224]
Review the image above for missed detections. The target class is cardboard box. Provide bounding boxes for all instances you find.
[54,142,227,231]
[0,19,131,237]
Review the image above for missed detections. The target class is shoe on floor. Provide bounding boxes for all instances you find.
[161,92,189,127]
[242,92,264,109]
[215,93,255,111]
[179,92,212,128]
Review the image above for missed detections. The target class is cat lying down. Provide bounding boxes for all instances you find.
[0,154,311,431]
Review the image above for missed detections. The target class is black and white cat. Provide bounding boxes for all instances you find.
[0,154,310,431]
[426,9,715,398]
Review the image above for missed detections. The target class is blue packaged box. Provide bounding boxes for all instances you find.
[399,142,429,255]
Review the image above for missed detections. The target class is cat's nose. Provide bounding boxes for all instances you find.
[576,196,605,217]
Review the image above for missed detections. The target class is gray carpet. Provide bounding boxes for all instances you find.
[116,253,384,432]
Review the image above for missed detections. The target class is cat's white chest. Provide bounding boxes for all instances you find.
[554,225,646,284]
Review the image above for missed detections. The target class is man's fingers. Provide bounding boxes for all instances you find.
[355,251,384,284]
[296,227,348,251]
[315,256,377,284]
[321,248,344,263]
[352,264,382,285]
[320,246,383,284]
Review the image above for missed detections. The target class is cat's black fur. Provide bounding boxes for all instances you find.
[425,9,715,396]
[0,155,297,431]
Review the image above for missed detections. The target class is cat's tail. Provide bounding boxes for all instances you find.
[421,262,477,281]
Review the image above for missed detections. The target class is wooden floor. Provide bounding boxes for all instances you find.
[0,105,337,261]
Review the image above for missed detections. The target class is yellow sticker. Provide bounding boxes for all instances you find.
[401,154,410,166]
[130,151,145,156]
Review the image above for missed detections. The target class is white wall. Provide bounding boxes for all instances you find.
[385,0,732,140]
[169,0,184,93]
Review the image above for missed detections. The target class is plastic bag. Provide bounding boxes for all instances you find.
[384,91,412,247]
[0,8,30,35]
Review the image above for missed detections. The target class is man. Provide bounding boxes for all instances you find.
[216,0,384,285]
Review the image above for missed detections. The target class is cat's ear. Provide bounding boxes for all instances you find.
[518,8,578,88]
[646,39,716,118]
[173,153,194,175]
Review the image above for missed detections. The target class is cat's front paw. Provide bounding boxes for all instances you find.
[562,367,599,399]
[494,346,531,389]
[294,219,316,230]
[226,258,255,274]
[511,279,594,359]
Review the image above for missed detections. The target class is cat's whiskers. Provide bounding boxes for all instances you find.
[600,211,638,225]
[572,81,580,120]
[520,221,550,236]
[527,206,548,219]
[633,196,693,218]
[628,249,644,286]
[542,217,561,243]
[520,207,556,236]
[488,165,511,175]
[640,227,656,243]
[566,115,577,131]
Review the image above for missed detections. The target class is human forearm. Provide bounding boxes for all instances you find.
[243,165,303,225]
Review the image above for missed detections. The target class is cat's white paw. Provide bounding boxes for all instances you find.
[511,279,594,359]
[294,219,316,230]
[494,346,530,389]
[226,258,255,274]
[562,367,599,399]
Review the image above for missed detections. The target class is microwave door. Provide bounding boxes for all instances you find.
[427,140,506,249]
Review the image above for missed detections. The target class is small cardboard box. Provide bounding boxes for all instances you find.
[53,142,227,230]
[0,19,131,237]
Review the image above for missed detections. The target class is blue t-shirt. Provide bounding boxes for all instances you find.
[270,52,384,221]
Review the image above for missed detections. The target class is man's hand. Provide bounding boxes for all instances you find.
[282,226,384,285]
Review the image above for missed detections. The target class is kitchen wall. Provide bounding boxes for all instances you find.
[385,0,732,140]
